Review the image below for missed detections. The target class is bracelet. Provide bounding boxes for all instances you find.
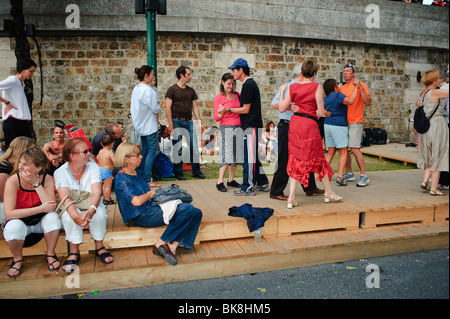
[89,205,97,211]
[5,101,10,105]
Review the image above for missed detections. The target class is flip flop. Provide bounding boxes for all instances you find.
[7,259,23,278]
[46,255,60,272]
[336,177,347,186]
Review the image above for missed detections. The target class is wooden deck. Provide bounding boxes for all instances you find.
[0,168,448,298]
[361,143,418,165]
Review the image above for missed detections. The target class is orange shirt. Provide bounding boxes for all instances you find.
[339,82,370,124]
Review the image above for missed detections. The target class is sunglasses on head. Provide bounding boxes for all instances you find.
[344,63,355,71]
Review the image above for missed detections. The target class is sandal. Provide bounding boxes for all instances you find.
[7,259,23,278]
[336,177,347,186]
[95,247,114,264]
[430,189,446,196]
[420,181,429,190]
[62,253,81,273]
[324,193,343,203]
[287,198,298,209]
[46,255,60,272]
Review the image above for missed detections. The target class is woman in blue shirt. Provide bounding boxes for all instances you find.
[323,79,357,186]
[114,142,202,266]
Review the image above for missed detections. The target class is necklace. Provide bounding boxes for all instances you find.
[123,167,137,176]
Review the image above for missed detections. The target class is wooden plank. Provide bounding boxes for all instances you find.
[236,238,264,256]
[207,241,231,259]
[130,247,148,269]
[194,243,215,262]
[178,248,200,264]
[111,248,132,271]
[222,240,247,258]
[146,246,166,267]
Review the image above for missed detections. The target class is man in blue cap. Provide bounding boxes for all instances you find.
[219,58,269,196]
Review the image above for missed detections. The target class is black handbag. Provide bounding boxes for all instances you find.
[414,90,440,134]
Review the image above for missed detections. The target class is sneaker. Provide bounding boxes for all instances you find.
[175,173,186,180]
[255,184,270,192]
[343,172,356,182]
[437,184,449,190]
[193,172,205,179]
[216,182,227,192]
[233,188,256,196]
[356,174,370,187]
[227,180,241,188]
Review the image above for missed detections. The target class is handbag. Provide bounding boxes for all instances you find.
[413,90,440,134]
[56,189,93,215]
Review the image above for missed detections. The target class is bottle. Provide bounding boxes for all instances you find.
[254,228,262,242]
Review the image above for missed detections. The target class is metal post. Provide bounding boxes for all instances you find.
[146,10,157,86]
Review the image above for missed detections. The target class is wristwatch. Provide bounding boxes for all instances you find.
[33,182,41,188]
[228,108,231,113]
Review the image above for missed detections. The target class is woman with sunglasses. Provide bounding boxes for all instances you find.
[54,138,113,272]
[2,147,61,278]
[113,142,202,266]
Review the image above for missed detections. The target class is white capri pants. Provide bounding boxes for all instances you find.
[2,212,62,242]
[61,206,107,244]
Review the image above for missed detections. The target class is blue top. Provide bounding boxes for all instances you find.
[324,92,348,127]
[114,172,153,223]
[271,79,295,121]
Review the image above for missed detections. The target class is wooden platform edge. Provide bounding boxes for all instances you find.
[0,221,447,299]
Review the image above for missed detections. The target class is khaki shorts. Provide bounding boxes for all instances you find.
[348,122,363,148]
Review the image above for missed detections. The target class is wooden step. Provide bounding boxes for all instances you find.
[0,221,447,299]
[0,169,448,258]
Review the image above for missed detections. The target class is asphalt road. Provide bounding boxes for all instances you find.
[51,248,448,304]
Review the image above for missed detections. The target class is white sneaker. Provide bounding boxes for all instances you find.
[343,172,356,182]
[356,174,370,187]
[437,184,449,190]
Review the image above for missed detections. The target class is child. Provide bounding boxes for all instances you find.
[323,78,357,186]
[98,133,116,205]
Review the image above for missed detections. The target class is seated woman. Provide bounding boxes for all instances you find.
[0,136,35,224]
[54,137,113,272]
[2,147,61,278]
[114,142,202,266]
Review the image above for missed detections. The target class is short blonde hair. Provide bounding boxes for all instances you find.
[114,142,140,168]
[422,70,440,86]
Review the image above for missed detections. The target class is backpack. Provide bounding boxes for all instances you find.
[361,128,373,147]
[371,128,388,145]
[152,151,174,179]
[413,90,440,134]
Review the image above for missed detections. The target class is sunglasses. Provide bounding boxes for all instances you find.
[344,63,355,71]
[74,149,90,154]
[127,152,141,158]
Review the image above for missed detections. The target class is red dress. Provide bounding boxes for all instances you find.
[287,82,334,188]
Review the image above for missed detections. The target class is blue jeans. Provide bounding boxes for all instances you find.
[171,118,201,175]
[132,203,202,249]
[137,132,159,183]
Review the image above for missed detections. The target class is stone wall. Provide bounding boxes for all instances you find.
[17,33,446,147]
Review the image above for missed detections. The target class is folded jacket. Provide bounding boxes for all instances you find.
[151,184,193,206]
[228,203,274,232]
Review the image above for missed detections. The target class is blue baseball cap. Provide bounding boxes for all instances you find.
[228,58,249,69]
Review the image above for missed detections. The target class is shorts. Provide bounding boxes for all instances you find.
[100,168,113,181]
[324,124,348,149]
[348,122,364,148]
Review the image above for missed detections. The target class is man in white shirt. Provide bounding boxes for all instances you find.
[0,58,37,150]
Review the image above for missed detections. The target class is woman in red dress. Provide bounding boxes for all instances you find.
[279,61,342,208]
